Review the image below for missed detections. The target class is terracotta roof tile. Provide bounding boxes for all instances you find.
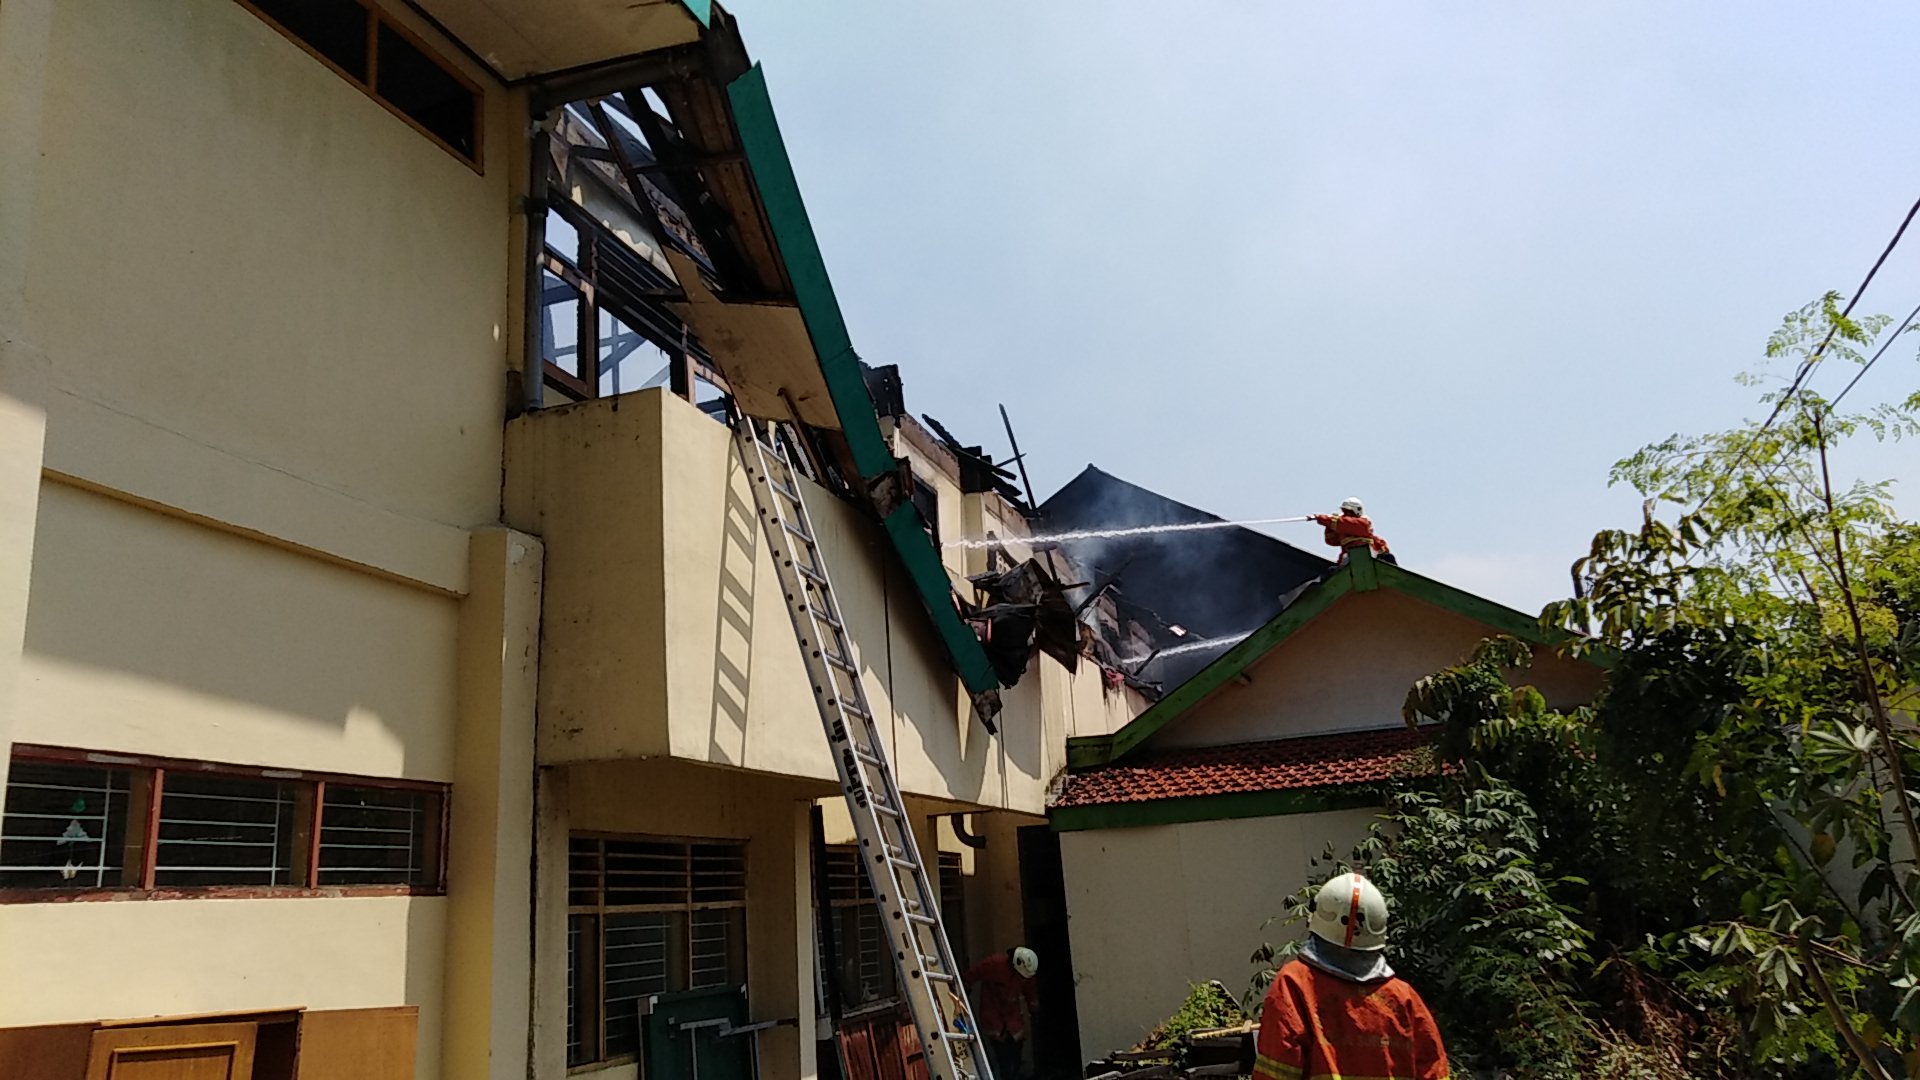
[1051,726,1434,809]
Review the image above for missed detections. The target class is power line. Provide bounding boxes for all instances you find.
[1830,297,1920,409]
[1747,194,1920,444]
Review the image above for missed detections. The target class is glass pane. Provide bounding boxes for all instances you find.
[153,773,299,888]
[540,272,583,380]
[597,311,665,397]
[690,908,744,990]
[545,211,581,268]
[373,23,476,159]
[0,761,133,890]
[250,0,371,81]
[318,784,439,887]
[603,839,688,906]
[604,912,676,1059]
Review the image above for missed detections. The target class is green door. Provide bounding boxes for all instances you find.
[644,986,753,1080]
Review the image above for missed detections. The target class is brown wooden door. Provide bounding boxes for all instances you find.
[86,1022,257,1080]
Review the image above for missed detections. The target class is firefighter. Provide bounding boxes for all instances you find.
[1250,873,1447,1080]
[964,946,1040,1079]
[1311,498,1393,563]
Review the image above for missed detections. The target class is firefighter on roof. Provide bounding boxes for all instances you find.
[1312,497,1393,563]
[1251,872,1448,1080]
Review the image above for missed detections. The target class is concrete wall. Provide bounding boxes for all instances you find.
[0,3,532,1077]
[1058,808,1383,1059]
[1151,589,1604,751]
[504,389,1070,813]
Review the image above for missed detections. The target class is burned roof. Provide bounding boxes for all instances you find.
[1038,466,1330,688]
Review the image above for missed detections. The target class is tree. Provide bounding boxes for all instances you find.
[1252,295,1920,1078]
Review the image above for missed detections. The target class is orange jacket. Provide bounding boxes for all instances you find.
[1252,960,1448,1080]
[1312,513,1389,555]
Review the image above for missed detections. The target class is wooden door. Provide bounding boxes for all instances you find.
[86,1022,256,1080]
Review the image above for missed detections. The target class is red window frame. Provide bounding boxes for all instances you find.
[0,744,449,903]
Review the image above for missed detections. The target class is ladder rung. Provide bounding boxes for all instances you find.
[781,521,816,547]
[872,801,903,819]
[793,561,828,586]
[805,604,843,630]
[924,969,955,983]
[853,745,883,766]
[770,477,803,503]
[823,650,858,674]
[906,912,937,926]
[887,855,919,870]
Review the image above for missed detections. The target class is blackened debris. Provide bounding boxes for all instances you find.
[969,557,1083,685]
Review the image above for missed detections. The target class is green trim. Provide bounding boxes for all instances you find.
[1050,785,1386,832]
[678,0,713,27]
[1066,550,1610,769]
[726,64,999,693]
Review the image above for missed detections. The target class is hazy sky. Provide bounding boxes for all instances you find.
[731,3,1920,612]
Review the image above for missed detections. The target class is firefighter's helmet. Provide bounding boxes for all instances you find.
[1010,946,1039,978]
[1340,497,1365,515]
[1308,872,1389,951]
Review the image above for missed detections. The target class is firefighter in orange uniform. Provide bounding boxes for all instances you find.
[1312,497,1393,563]
[1252,873,1448,1080]
[965,946,1039,1079]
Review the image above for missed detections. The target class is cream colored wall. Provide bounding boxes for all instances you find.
[505,389,1058,813]
[17,484,460,779]
[25,0,515,593]
[560,759,827,1080]
[1151,589,1604,751]
[1059,808,1383,1059]
[0,895,449,1075]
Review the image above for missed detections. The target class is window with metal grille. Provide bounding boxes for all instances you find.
[0,748,446,899]
[819,845,900,1012]
[0,761,141,890]
[318,783,442,887]
[567,835,748,1068]
[938,852,968,967]
[234,0,481,167]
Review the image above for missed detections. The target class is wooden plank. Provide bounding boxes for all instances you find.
[0,1022,94,1080]
[295,1007,418,1080]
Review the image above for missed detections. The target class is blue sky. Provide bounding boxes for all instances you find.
[732,2,1920,612]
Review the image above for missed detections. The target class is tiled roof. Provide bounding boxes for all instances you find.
[1051,726,1434,809]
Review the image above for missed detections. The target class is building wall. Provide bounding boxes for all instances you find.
[1058,808,1383,1060]
[0,2,528,1077]
[505,388,1072,813]
[1151,589,1604,751]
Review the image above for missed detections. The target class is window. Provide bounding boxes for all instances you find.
[237,0,482,168]
[938,852,968,966]
[0,748,445,898]
[819,845,899,1011]
[568,836,749,1068]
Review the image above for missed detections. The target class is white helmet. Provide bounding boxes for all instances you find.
[1308,872,1389,951]
[1010,946,1039,978]
[1340,497,1365,515]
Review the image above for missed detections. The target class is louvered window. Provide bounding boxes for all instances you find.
[567,835,748,1067]
[818,845,900,1011]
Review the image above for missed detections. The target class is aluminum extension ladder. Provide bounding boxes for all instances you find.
[734,417,992,1080]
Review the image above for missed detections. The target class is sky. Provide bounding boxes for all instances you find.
[729,2,1920,613]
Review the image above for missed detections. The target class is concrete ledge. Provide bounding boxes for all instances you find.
[41,385,472,595]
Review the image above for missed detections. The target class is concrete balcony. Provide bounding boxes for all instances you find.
[505,388,1066,814]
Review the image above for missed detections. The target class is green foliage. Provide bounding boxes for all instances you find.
[1251,296,1920,1079]
[1138,981,1247,1064]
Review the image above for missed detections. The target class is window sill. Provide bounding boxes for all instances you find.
[0,884,445,904]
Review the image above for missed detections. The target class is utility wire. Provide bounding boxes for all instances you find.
[1829,297,1920,409]
[1741,195,1920,453]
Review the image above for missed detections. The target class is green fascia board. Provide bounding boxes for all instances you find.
[725,64,999,693]
[1066,549,1609,769]
[678,0,713,27]
[1050,784,1387,832]
[725,64,891,479]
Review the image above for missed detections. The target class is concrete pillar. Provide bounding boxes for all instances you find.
[0,0,53,802]
[529,765,571,1080]
[748,799,819,1080]
[441,528,544,1080]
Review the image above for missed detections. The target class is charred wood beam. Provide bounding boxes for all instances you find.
[617,86,768,298]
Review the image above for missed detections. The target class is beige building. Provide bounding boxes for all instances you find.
[0,2,1137,1078]
[1051,548,1606,1060]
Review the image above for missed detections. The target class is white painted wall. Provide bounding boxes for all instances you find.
[1059,809,1383,1060]
[1151,589,1603,751]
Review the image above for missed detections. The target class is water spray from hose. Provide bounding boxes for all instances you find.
[1119,630,1254,666]
[943,516,1315,550]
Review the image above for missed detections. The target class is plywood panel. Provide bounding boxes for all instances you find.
[86,1022,257,1080]
[296,1007,417,1080]
[0,1021,94,1080]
